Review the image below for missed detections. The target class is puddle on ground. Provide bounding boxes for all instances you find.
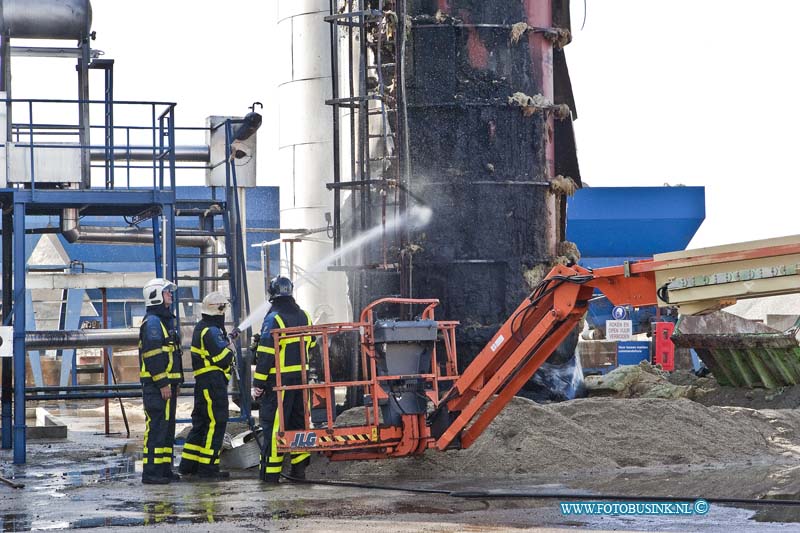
[746,492,800,524]
[62,456,137,483]
[751,506,800,524]
[2,516,144,531]
[2,454,138,500]
[1,503,307,532]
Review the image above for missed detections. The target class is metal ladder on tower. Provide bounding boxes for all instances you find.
[326,0,404,267]
[368,1,403,267]
[325,0,408,409]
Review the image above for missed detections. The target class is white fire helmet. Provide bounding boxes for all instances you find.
[143,278,177,307]
[202,291,229,316]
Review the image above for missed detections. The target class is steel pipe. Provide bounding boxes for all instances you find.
[1,0,92,40]
[24,328,139,350]
[28,384,141,392]
[26,392,196,401]
[60,209,218,296]
[61,209,215,246]
[89,145,210,163]
[26,383,197,392]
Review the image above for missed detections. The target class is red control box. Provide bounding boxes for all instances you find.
[654,322,675,371]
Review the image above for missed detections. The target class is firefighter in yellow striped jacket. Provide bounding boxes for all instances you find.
[139,278,183,485]
[252,276,316,483]
[178,292,234,480]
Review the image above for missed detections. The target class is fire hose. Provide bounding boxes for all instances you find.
[281,475,800,506]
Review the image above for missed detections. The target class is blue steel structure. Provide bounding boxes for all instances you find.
[566,186,706,334]
[19,186,279,335]
[0,97,262,464]
[2,188,178,465]
[0,98,181,464]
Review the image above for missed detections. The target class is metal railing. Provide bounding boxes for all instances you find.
[3,98,180,191]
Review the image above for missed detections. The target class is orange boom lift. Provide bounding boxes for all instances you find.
[265,236,800,461]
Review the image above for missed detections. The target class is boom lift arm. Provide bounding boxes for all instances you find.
[270,236,800,461]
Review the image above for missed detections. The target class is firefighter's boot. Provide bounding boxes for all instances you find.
[196,465,230,481]
[289,457,309,480]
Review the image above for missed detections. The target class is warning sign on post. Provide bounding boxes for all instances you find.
[606,320,633,341]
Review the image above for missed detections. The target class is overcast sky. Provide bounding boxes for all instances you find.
[14,0,798,250]
[568,1,800,249]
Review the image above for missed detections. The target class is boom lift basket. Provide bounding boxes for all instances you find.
[269,298,460,461]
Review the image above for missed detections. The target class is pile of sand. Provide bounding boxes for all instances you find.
[698,385,800,409]
[309,396,800,480]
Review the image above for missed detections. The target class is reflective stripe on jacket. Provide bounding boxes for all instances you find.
[253,299,316,389]
[139,313,181,388]
[190,322,233,380]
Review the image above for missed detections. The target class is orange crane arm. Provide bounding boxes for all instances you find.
[434,263,657,451]
[434,237,800,451]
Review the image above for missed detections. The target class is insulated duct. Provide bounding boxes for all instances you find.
[0,0,92,41]
[60,208,218,297]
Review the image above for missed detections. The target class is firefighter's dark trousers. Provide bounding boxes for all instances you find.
[179,372,229,474]
[142,382,178,480]
[259,388,310,482]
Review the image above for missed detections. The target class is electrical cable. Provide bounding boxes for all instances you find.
[508,277,553,340]
[390,390,408,415]
[581,0,587,31]
[509,301,535,342]
[449,491,800,507]
[657,283,671,304]
[509,273,592,341]
[232,153,254,167]
[281,474,450,494]
[280,476,800,506]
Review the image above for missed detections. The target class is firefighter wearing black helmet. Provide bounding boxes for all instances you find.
[252,276,316,483]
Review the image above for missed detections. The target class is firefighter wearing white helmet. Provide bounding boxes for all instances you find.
[178,291,234,480]
[138,278,183,484]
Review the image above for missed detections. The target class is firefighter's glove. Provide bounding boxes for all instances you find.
[249,333,261,353]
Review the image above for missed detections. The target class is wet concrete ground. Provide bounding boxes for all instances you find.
[3,408,800,531]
